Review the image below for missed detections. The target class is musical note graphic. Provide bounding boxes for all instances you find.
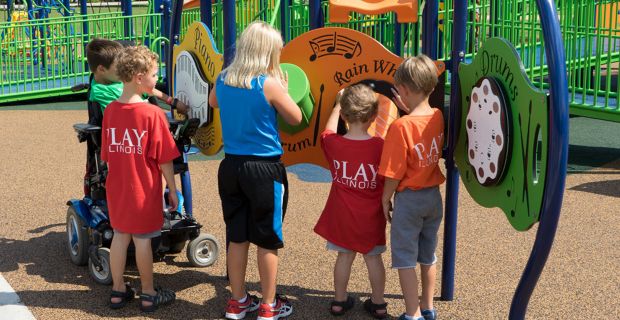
[307,32,362,61]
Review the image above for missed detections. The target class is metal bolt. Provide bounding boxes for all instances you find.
[459,51,465,57]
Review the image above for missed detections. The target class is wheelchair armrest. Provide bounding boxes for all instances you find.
[71,83,90,92]
[73,123,101,134]
[73,123,101,143]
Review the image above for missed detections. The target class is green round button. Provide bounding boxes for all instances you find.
[278,63,314,134]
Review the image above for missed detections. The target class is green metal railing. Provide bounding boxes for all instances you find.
[2,0,617,122]
[0,11,164,103]
[439,0,619,121]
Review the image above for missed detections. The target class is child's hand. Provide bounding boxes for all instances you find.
[175,99,189,115]
[167,190,178,212]
[335,88,344,104]
[391,87,410,114]
[382,198,393,223]
[282,71,289,91]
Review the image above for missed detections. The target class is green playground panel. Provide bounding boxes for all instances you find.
[456,38,549,231]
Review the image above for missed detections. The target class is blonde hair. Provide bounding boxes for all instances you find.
[340,84,379,124]
[223,21,285,89]
[115,46,159,83]
[394,54,438,96]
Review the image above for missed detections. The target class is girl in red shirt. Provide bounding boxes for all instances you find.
[314,84,388,318]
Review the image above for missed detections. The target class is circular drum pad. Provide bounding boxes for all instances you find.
[466,77,511,186]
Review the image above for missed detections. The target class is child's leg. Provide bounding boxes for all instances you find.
[419,264,436,311]
[228,241,251,300]
[398,268,421,318]
[132,236,155,306]
[110,231,132,303]
[257,246,278,304]
[363,253,386,305]
[334,251,356,304]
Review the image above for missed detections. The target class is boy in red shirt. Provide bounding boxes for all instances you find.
[379,55,445,320]
[101,46,179,312]
[314,84,388,318]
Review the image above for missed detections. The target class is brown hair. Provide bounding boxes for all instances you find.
[85,38,123,72]
[115,46,159,83]
[339,84,379,124]
[394,54,438,96]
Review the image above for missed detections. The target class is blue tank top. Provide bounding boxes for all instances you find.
[215,74,283,157]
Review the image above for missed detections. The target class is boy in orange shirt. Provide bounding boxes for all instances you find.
[379,55,445,320]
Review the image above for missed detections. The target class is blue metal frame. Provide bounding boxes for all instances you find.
[280,0,290,43]
[223,0,236,67]
[200,0,213,29]
[121,0,133,39]
[509,0,569,318]
[422,0,439,59]
[309,0,323,30]
[441,0,466,302]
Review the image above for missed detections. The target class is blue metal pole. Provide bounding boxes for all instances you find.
[309,0,323,30]
[440,0,466,301]
[200,0,212,29]
[7,0,13,22]
[393,15,402,56]
[180,170,194,216]
[80,0,88,76]
[166,0,182,96]
[121,0,133,39]
[509,0,569,318]
[280,0,289,42]
[422,0,439,59]
[223,0,236,67]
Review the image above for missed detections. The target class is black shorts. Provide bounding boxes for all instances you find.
[218,154,288,250]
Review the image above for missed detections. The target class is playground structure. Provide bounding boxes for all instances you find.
[165,0,569,319]
[0,0,609,318]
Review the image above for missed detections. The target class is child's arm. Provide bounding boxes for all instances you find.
[324,89,344,132]
[208,85,219,108]
[160,161,178,212]
[264,77,302,125]
[382,177,400,223]
[152,88,189,114]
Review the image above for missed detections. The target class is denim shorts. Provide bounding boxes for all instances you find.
[326,241,386,256]
[114,229,161,239]
[390,187,443,268]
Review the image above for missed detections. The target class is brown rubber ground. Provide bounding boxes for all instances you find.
[0,110,618,319]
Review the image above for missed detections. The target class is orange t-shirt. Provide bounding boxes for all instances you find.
[379,109,446,191]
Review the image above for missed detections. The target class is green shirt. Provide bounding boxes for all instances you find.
[89,80,123,113]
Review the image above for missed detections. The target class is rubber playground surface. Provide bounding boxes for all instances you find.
[0,100,618,319]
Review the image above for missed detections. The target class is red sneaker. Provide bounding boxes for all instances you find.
[257,295,293,320]
[225,293,260,320]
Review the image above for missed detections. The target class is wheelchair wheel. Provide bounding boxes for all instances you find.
[66,207,89,266]
[89,247,112,285]
[186,233,219,267]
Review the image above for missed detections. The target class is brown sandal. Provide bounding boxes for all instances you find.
[330,295,354,316]
[363,298,388,319]
[139,286,176,312]
[109,284,135,309]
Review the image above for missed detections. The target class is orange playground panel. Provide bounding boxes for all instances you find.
[328,0,419,23]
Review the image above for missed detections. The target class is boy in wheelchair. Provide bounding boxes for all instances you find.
[71,44,204,309]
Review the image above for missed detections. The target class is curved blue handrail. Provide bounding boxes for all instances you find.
[509,0,569,319]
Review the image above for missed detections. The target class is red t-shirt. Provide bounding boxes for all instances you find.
[313,130,386,254]
[101,101,180,234]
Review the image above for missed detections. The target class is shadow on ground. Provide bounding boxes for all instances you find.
[570,179,620,198]
[0,225,406,319]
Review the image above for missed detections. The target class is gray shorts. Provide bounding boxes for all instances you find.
[391,187,443,269]
[327,242,386,256]
[113,229,161,239]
